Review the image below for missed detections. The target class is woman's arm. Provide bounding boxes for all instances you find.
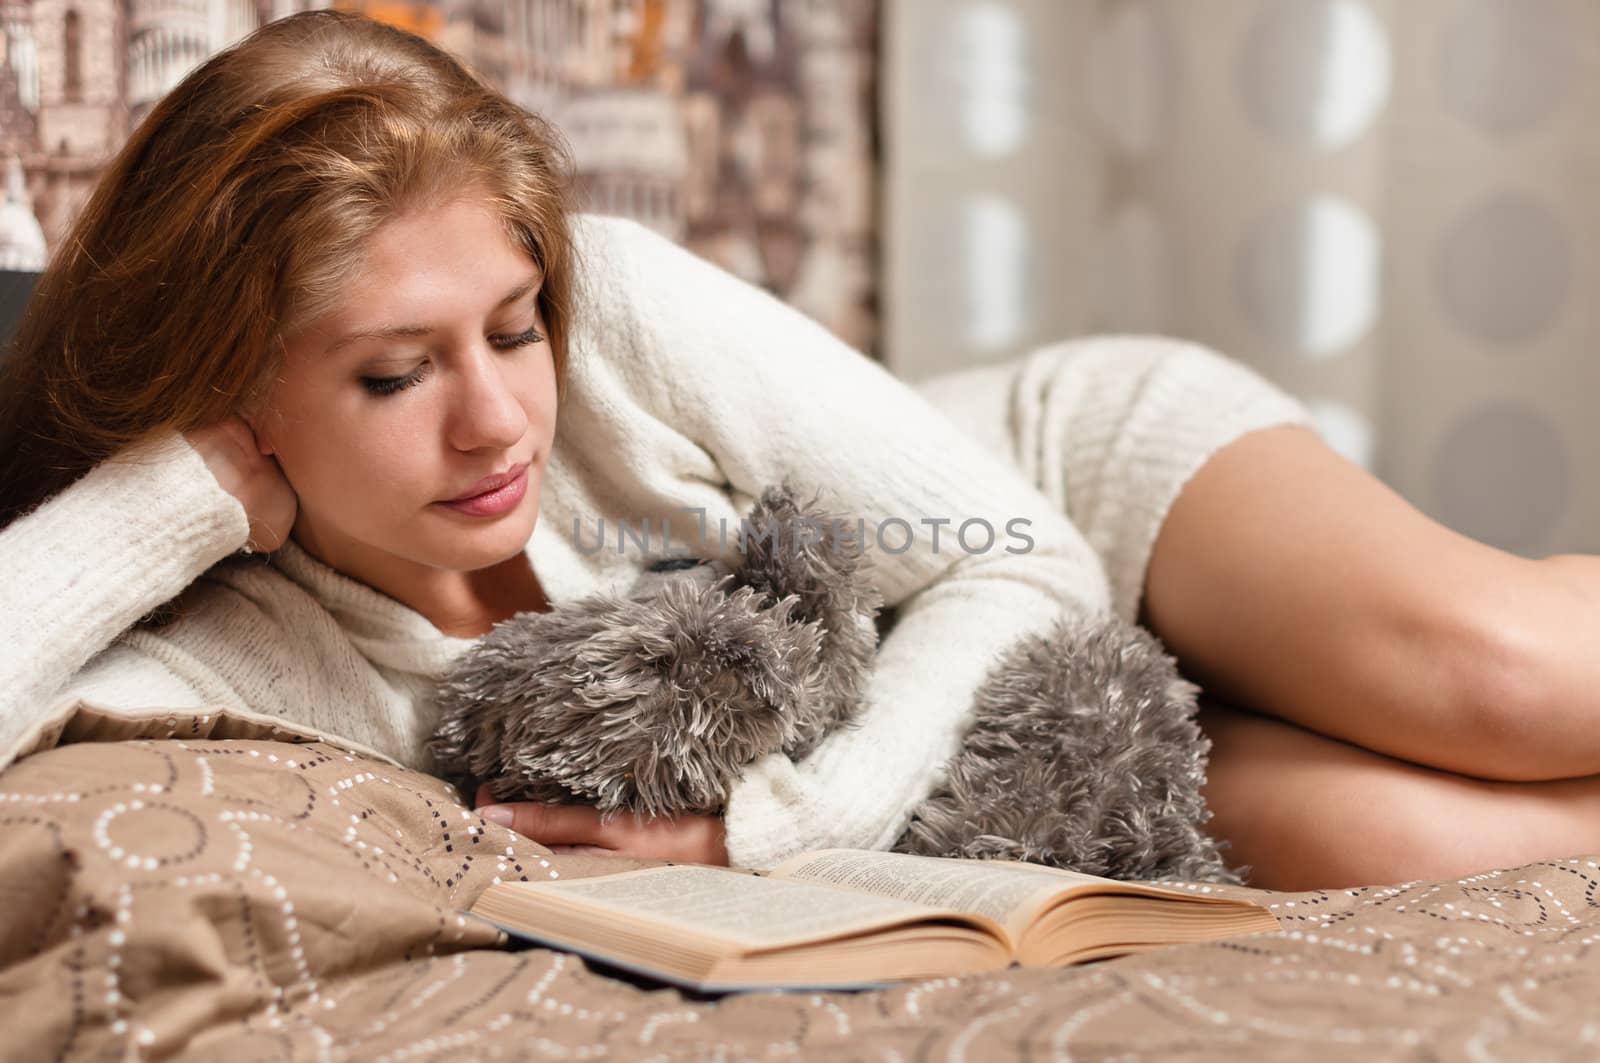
[583,216,1115,869]
[0,431,251,762]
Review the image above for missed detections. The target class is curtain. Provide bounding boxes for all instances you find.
[883,0,1600,557]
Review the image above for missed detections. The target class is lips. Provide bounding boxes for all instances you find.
[444,463,529,502]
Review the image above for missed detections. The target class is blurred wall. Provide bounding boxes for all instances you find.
[884,0,1600,559]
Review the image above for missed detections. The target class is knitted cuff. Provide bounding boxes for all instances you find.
[1018,336,1317,626]
[2,429,250,689]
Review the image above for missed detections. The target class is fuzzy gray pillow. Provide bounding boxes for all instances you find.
[428,482,1241,884]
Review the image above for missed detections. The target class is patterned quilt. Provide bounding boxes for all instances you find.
[1,737,1595,1061]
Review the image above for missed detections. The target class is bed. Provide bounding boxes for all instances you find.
[2,722,1595,1062]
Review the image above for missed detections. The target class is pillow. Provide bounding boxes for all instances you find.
[0,737,568,1055]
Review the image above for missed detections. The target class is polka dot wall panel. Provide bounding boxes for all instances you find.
[885,0,1600,556]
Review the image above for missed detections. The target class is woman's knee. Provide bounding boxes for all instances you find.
[1413,553,1600,784]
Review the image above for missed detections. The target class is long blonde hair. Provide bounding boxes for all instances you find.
[0,9,577,538]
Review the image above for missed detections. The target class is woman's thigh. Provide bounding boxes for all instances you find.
[1198,699,1600,892]
[1140,417,1573,780]
[919,336,1564,777]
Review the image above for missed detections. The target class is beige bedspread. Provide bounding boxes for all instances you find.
[0,736,1595,1062]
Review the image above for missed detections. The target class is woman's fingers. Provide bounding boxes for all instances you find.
[504,802,615,846]
[184,416,298,551]
[547,844,616,855]
[471,786,729,864]
[475,787,619,847]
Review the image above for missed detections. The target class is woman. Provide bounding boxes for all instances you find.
[0,11,1594,891]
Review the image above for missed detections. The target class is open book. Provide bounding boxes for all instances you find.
[468,848,1280,993]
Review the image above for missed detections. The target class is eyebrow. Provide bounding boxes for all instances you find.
[326,275,542,355]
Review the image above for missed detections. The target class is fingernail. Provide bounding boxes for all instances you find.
[480,806,514,828]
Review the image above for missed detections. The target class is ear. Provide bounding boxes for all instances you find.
[240,411,275,457]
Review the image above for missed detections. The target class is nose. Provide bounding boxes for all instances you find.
[445,341,529,453]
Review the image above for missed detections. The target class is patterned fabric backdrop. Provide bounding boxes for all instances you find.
[0,0,880,352]
[885,0,1600,559]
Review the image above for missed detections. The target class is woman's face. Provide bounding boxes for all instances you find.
[252,195,558,585]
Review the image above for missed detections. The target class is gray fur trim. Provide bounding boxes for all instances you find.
[428,481,878,819]
[427,577,825,818]
[893,613,1246,885]
[731,479,884,759]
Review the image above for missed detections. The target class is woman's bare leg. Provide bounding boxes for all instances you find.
[1138,422,1595,782]
[1198,700,1600,891]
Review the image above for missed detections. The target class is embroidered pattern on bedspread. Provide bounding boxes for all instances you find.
[1,738,1596,1060]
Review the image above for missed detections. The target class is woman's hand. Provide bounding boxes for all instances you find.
[184,416,298,552]
[474,785,730,865]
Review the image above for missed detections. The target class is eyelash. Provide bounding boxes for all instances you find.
[360,325,547,397]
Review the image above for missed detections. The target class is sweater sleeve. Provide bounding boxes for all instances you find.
[587,216,1115,869]
[0,430,251,763]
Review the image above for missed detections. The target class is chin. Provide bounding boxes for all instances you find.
[436,517,538,572]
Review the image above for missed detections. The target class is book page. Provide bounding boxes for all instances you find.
[514,864,963,949]
[771,850,1082,942]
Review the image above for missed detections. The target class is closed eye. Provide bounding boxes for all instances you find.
[361,364,430,396]
[490,324,546,350]
[360,324,545,397]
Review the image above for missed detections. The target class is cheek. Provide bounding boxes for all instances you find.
[269,405,415,504]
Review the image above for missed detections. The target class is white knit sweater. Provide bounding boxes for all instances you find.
[0,213,1312,869]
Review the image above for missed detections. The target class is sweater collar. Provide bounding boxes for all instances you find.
[266,538,488,678]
